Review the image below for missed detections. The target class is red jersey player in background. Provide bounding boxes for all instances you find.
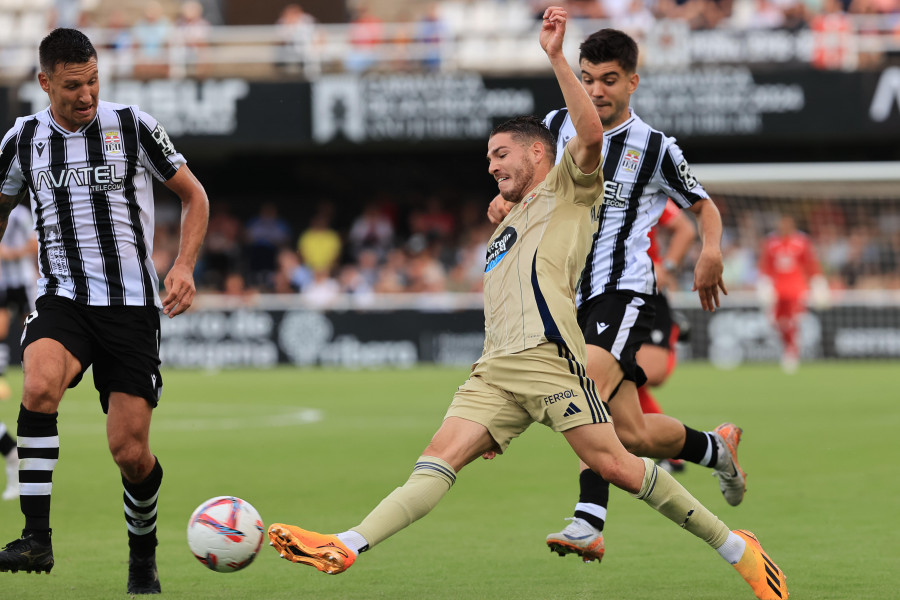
[757,214,829,373]
[640,199,697,472]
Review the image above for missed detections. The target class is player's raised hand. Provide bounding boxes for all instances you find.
[540,6,568,58]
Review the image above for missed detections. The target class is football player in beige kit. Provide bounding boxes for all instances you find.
[267,8,787,599]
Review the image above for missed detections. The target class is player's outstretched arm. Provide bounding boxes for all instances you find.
[161,165,209,318]
[687,198,727,311]
[540,6,602,174]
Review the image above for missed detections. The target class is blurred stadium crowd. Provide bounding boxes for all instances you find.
[147,190,900,305]
[0,0,898,81]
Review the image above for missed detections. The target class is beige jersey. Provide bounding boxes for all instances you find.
[480,147,603,364]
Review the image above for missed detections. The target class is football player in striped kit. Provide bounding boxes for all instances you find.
[0,28,209,594]
[0,199,38,504]
[489,28,749,569]
[0,200,39,402]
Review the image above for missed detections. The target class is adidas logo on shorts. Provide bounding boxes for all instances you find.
[562,402,582,417]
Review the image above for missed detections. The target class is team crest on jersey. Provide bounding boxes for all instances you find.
[622,149,641,172]
[485,226,517,273]
[104,131,122,154]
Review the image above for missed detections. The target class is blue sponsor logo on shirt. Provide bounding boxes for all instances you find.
[485,226,517,273]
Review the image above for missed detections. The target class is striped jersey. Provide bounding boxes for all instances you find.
[0,100,186,308]
[481,147,603,365]
[543,108,709,302]
[0,203,37,292]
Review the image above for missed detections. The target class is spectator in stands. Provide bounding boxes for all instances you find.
[345,4,384,73]
[297,206,342,277]
[104,8,136,78]
[618,0,658,34]
[131,0,173,79]
[742,0,788,28]
[53,0,82,29]
[415,3,446,71]
[303,269,341,308]
[447,224,492,293]
[245,201,293,289]
[373,248,409,293]
[203,202,244,290]
[355,248,382,290]
[194,0,225,26]
[778,0,811,32]
[840,226,882,287]
[338,264,375,301]
[404,238,447,293]
[655,0,707,28]
[347,201,395,261]
[277,3,319,76]
[810,0,853,69]
[563,0,608,18]
[273,247,313,293]
[223,271,258,304]
[176,0,212,78]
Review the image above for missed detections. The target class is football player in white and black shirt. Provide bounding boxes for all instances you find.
[489,29,746,563]
[0,28,209,593]
[0,200,38,395]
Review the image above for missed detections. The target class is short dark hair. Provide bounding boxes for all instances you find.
[490,116,557,163]
[579,29,638,73]
[39,28,97,75]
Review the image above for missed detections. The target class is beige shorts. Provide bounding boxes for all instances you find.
[446,342,610,453]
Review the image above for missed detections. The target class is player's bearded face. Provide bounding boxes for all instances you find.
[580,59,637,130]
[40,58,100,132]
[488,135,536,203]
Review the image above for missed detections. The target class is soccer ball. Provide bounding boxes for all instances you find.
[187,496,265,573]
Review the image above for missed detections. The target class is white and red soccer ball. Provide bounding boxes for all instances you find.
[187,496,265,573]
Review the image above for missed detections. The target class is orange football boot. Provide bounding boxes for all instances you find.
[713,422,747,506]
[268,523,356,574]
[732,530,789,600]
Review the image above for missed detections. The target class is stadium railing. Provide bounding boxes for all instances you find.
[0,16,898,83]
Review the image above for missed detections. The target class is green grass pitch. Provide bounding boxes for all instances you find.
[0,361,896,599]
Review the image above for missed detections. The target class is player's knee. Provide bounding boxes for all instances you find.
[585,454,631,490]
[21,378,63,413]
[109,439,149,477]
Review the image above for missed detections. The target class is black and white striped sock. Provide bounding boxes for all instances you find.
[17,406,59,536]
[123,457,163,557]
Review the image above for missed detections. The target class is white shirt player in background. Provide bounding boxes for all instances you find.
[488,28,746,566]
[0,202,39,400]
[0,200,37,502]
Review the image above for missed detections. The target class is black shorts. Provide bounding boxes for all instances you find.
[578,291,656,387]
[0,286,31,312]
[21,295,163,413]
[646,292,677,351]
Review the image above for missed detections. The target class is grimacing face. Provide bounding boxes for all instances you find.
[39,57,99,132]
[487,132,538,203]
[579,58,638,130]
